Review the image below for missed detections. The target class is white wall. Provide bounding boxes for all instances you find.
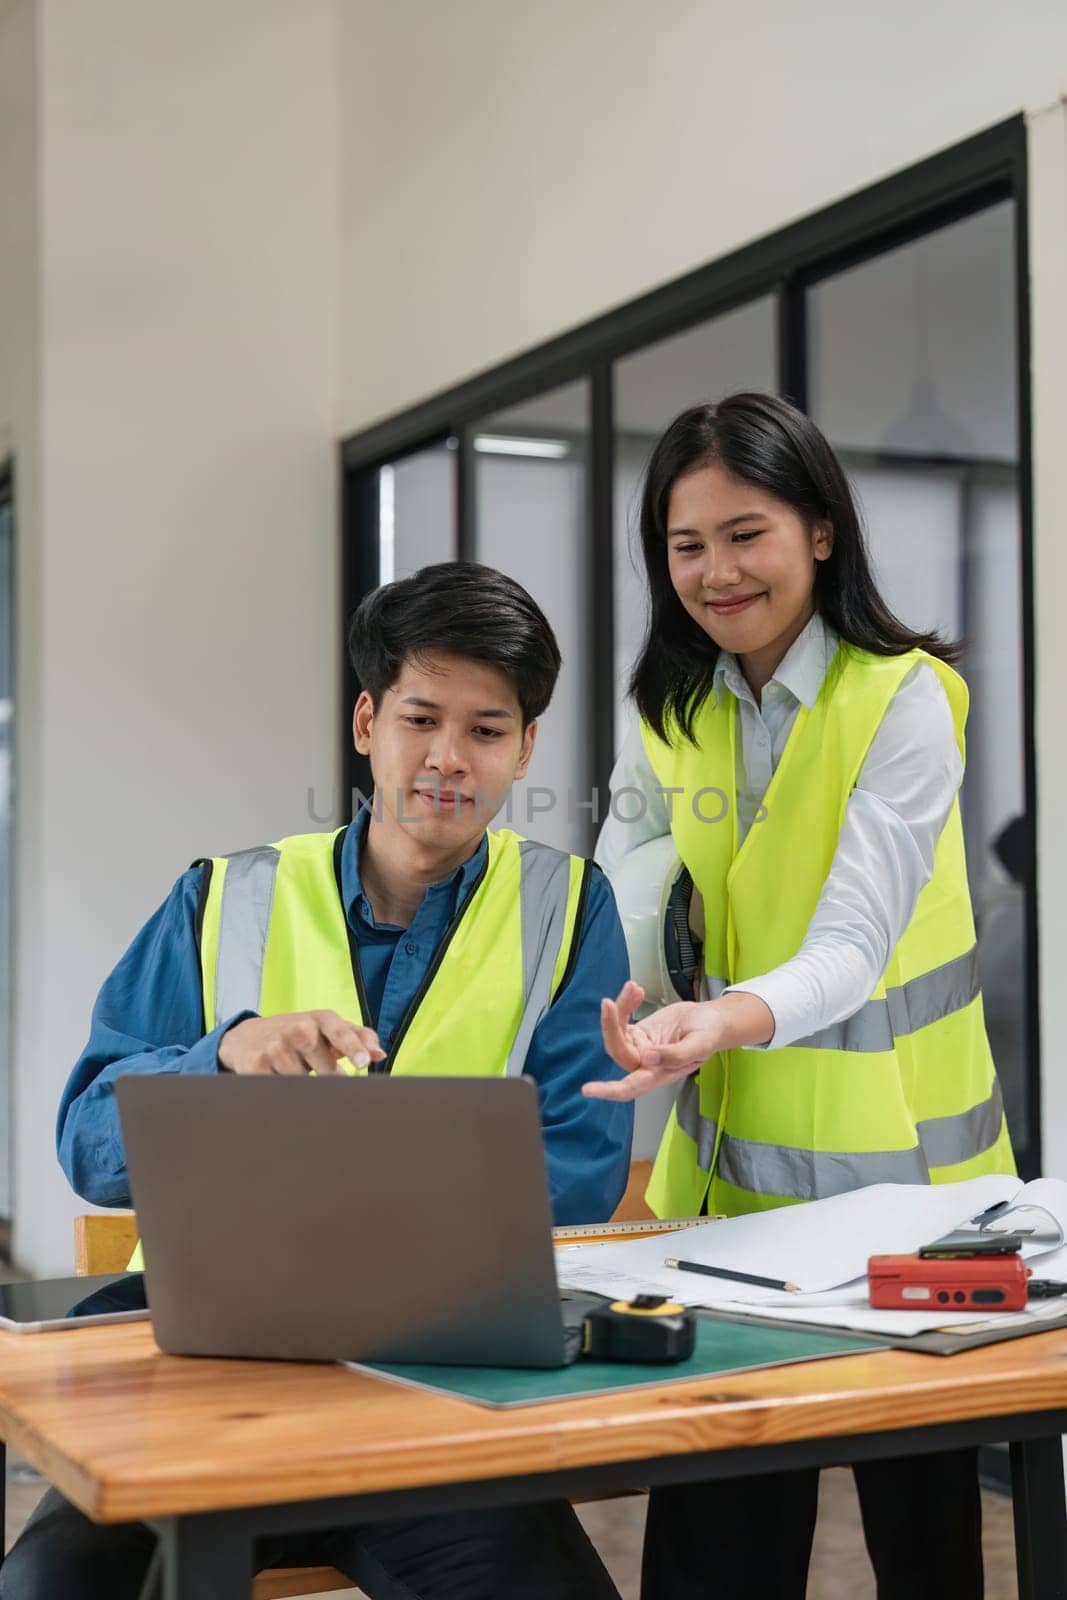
[16,0,339,1274]
[0,0,39,474]
[336,0,1067,436]
[1028,99,1067,1181]
[0,0,39,526]
[0,0,41,1228]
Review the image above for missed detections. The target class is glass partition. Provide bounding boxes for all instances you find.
[380,440,456,582]
[473,382,590,855]
[808,200,1030,1164]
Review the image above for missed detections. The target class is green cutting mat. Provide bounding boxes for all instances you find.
[357,1318,884,1408]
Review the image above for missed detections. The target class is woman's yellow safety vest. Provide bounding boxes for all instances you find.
[640,643,1015,1219]
[126,825,590,1268]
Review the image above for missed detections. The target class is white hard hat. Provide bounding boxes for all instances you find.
[608,836,702,1009]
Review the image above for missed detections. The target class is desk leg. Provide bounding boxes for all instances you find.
[1011,1436,1067,1600]
[157,1515,255,1600]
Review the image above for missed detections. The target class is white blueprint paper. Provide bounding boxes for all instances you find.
[556,1177,1067,1328]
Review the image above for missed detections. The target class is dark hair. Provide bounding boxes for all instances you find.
[632,391,959,743]
[347,561,561,728]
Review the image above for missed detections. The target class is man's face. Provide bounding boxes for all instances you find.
[353,652,536,862]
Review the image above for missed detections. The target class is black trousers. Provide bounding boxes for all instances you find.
[0,1486,621,1600]
[642,1449,983,1600]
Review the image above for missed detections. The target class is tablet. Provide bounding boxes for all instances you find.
[0,1273,148,1333]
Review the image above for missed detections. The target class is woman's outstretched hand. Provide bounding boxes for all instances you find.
[583,981,775,1102]
[582,980,730,1102]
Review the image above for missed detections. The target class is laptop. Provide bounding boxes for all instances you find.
[116,1074,578,1368]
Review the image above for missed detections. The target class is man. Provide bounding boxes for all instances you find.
[3,562,630,1600]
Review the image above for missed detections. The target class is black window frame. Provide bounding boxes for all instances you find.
[339,113,1038,1176]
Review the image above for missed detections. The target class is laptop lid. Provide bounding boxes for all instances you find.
[115,1075,568,1368]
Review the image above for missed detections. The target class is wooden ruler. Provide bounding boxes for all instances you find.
[552,1216,722,1245]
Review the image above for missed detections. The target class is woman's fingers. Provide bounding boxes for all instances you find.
[609,980,645,1035]
[642,1033,717,1076]
[582,1065,666,1102]
[599,981,647,1068]
[617,979,645,1014]
[588,996,725,1099]
[600,997,643,1071]
[583,1047,702,1100]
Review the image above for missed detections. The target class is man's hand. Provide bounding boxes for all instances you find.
[582,981,773,1102]
[218,1011,385,1076]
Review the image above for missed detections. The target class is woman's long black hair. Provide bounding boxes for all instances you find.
[632,391,959,744]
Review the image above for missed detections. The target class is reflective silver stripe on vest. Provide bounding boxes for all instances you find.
[791,945,981,1054]
[675,1077,718,1172]
[504,841,575,1078]
[715,1077,1005,1201]
[698,974,729,1001]
[917,1076,1004,1170]
[716,1135,930,1200]
[213,845,281,1027]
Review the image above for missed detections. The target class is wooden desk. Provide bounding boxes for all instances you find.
[0,1320,1065,1600]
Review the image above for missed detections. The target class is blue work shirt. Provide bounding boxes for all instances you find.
[57,812,634,1225]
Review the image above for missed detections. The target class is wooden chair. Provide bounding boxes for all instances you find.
[611,1158,654,1223]
[74,1211,140,1276]
[73,1159,655,1599]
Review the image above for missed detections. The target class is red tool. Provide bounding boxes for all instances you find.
[868,1252,1031,1312]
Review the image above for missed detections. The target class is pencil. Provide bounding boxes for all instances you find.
[664,1257,799,1293]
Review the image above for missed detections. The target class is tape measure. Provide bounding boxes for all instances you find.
[580,1295,696,1363]
[552,1216,721,1243]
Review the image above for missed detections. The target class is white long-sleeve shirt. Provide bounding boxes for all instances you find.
[595,613,963,1049]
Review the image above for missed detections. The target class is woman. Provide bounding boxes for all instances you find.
[586,393,1014,1600]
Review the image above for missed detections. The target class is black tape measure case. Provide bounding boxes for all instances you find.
[563,1295,696,1365]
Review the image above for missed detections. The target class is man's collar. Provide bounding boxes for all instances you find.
[342,801,489,924]
[713,612,838,709]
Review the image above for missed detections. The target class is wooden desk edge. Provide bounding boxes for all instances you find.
[1,1412,104,1521]
[5,1325,1067,1524]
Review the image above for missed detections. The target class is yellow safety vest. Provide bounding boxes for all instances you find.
[127,825,590,1267]
[641,643,1015,1219]
[198,825,589,1074]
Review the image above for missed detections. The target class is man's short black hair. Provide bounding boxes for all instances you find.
[347,562,562,727]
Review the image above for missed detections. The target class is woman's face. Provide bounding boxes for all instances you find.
[665,462,832,680]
